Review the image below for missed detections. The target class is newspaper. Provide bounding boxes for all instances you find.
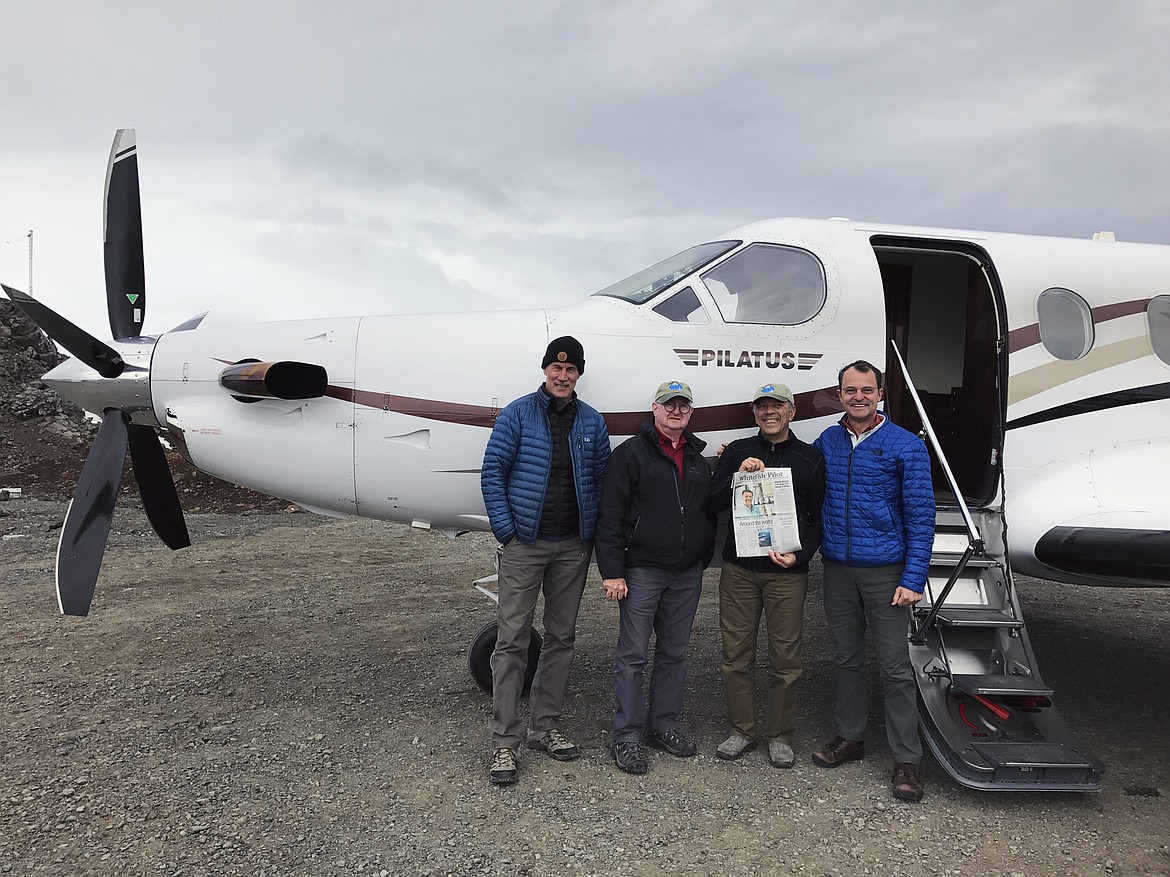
[730,468,802,557]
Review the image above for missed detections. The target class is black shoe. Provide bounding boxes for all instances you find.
[892,762,925,802]
[646,727,697,758]
[613,741,648,775]
[811,735,865,768]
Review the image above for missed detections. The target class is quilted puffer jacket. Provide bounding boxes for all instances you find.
[814,416,936,592]
[481,385,611,545]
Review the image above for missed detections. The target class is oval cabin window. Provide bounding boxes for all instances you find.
[1037,288,1094,360]
[1148,295,1170,366]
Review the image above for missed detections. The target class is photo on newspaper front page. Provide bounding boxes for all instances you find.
[730,468,802,557]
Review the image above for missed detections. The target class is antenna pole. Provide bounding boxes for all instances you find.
[27,229,33,294]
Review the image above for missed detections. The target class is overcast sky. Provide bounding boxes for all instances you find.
[2,1,1169,336]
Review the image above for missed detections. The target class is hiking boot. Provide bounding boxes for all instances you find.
[489,747,518,785]
[646,727,697,758]
[613,740,648,775]
[526,729,580,762]
[715,734,757,761]
[892,762,925,802]
[767,738,795,768]
[811,735,865,768]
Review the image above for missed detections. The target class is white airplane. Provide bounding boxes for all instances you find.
[7,129,1169,793]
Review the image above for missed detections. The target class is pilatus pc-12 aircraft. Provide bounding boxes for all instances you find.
[7,129,1170,794]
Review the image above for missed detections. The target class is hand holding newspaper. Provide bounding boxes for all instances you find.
[731,468,802,557]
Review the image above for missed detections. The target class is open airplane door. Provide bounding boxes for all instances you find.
[876,235,1103,791]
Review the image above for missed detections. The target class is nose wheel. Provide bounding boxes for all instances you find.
[468,622,542,695]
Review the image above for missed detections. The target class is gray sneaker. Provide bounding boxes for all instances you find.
[526,729,580,762]
[767,738,795,768]
[489,747,518,785]
[715,733,758,761]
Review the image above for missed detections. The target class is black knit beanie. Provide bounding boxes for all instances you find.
[541,335,585,374]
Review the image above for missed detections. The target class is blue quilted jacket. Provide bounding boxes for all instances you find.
[814,416,936,592]
[481,386,611,545]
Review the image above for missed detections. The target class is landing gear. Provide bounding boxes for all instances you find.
[467,621,542,695]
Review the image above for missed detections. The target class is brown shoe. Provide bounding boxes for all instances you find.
[891,763,924,802]
[810,735,865,768]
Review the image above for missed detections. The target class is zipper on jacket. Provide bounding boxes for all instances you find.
[845,441,855,566]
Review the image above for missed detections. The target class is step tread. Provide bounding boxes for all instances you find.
[970,741,1095,769]
[931,608,1022,628]
[929,555,999,568]
[951,674,1054,696]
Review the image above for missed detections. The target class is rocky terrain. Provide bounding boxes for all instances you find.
[0,303,1167,876]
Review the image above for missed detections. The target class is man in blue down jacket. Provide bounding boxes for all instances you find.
[480,336,610,786]
[812,360,935,803]
[596,380,716,776]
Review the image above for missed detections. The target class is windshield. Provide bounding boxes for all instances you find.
[592,240,740,304]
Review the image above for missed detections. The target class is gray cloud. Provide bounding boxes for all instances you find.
[2,1,1169,331]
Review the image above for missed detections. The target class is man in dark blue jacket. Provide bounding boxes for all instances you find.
[812,360,935,803]
[480,336,610,786]
[596,380,716,775]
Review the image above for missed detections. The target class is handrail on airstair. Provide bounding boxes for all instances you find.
[888,341,987,645]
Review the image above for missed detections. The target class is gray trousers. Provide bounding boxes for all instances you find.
[490,538,592,751]
[822,560,922,764]
[612,564,703,743]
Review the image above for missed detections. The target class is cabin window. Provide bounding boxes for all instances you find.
[1148,295,1170,366]
[701,243,826,325]
[1037,288,1093,360]
[652,286,709,323]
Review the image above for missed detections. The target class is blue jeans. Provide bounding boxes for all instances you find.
[612,564,703,743]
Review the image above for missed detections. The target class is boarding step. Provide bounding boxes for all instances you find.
[971,742,1095,770]
[920,703,1105,790]
[930,608,1022,628]
[932,529,979,555]
[951,674,1054,697]
[929,552,999,568]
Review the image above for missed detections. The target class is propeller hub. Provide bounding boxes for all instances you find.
[42,339,159,427]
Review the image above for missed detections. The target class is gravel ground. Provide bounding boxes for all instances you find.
[1,498,1167,877]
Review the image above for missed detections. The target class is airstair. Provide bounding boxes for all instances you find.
[893,345,1104,791]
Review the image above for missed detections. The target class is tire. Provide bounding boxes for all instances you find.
[467,621,542,696]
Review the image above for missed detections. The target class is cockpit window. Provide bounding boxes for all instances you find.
[1037,287,1093,360]
[701,243,826,324]
[652,287,709,324]
[1148,295,1170,366]
[592,240,739,304]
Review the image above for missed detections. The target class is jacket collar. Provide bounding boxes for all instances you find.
[639,417,706,454]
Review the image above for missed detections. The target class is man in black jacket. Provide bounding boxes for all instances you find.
[710,384,825,768]
[596,380,716,775]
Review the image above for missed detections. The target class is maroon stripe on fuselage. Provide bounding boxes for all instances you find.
[1007,297,1152,353]
[325,386,842,435]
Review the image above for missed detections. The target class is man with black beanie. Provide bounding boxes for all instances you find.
[481,335,611,785]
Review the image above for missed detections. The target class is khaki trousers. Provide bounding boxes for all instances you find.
[719,562,808,742]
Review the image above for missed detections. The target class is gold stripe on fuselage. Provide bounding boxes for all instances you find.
[1008,336,1154,406]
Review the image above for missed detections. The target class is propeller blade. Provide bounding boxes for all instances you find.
[1,284,125,378]
[104,128,146,340]
[127,424,191,550]
[56,410,129,617]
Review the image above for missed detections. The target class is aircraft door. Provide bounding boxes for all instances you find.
[872,240,1006,506]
